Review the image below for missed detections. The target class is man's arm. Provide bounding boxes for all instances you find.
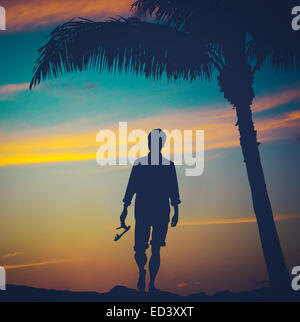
[120,165,137,227]
[170,162,181,227]
[120,204,129,228]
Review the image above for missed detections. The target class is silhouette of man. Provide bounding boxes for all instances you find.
[120,129,181,292]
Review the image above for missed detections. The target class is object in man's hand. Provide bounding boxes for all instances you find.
[114,225,131,241]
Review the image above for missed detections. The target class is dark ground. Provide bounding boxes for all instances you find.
[0,285,300,302]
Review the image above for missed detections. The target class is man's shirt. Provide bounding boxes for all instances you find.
[123,154,181,223]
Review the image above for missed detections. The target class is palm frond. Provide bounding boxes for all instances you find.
[30,17,214,89]
[132,0,204,26]
[246,0,300,73]
[133,0,300,73]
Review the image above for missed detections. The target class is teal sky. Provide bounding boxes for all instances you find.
[1,30,300,129]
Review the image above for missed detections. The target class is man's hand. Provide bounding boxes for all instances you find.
[171,214,178,227]
[120,206,128,228]
[171,205,179,227]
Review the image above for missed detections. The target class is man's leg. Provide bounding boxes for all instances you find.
[134,250,147,291]
[149,245,161,292]
[148,222,169,292]
[134,221,151,292]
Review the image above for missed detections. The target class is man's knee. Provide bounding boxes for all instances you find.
[134,248,147,261]
[151,245,161,256]
[134,242,149,252]
[135,248,146,255]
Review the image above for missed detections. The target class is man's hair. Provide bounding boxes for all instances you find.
[148,129,167,151]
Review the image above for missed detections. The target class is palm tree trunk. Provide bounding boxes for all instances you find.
[218,36,291,292]
[235,100,290,292]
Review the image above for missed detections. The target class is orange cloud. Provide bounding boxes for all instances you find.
[0,83,29,95]
[188,84,300,121]
[2,251,23,258]
[3,257,89,270]
[253,86,300,113]
[179,213,300,227]
[5,0,132,32]
[0,84,299,167]
[176,282,188,288]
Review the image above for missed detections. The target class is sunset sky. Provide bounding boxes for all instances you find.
[0,0,300,296]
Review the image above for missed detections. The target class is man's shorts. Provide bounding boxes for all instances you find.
[134,220,169,251]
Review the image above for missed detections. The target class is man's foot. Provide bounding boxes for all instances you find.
[137,269,146,292]
[148,283,160,293]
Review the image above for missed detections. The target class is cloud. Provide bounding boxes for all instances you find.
[176,282,189,288]
[3,257,89,270]
[0,83,299,167]
[252,85,300,113]
[84,82,98,90]
[5,0,132,32]
[179,213,300,227]
[293,133,300,143]
[0,83,29,96]
[2,251,23,258]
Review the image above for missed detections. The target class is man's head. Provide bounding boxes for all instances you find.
[148,129,166,153]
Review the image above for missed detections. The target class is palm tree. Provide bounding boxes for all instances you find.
[30,0,300,292]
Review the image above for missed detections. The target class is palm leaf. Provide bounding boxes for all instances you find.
[132,0,202,26]
[246,0,300,73]
[30,17,214,89]
[133,0,300,73]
